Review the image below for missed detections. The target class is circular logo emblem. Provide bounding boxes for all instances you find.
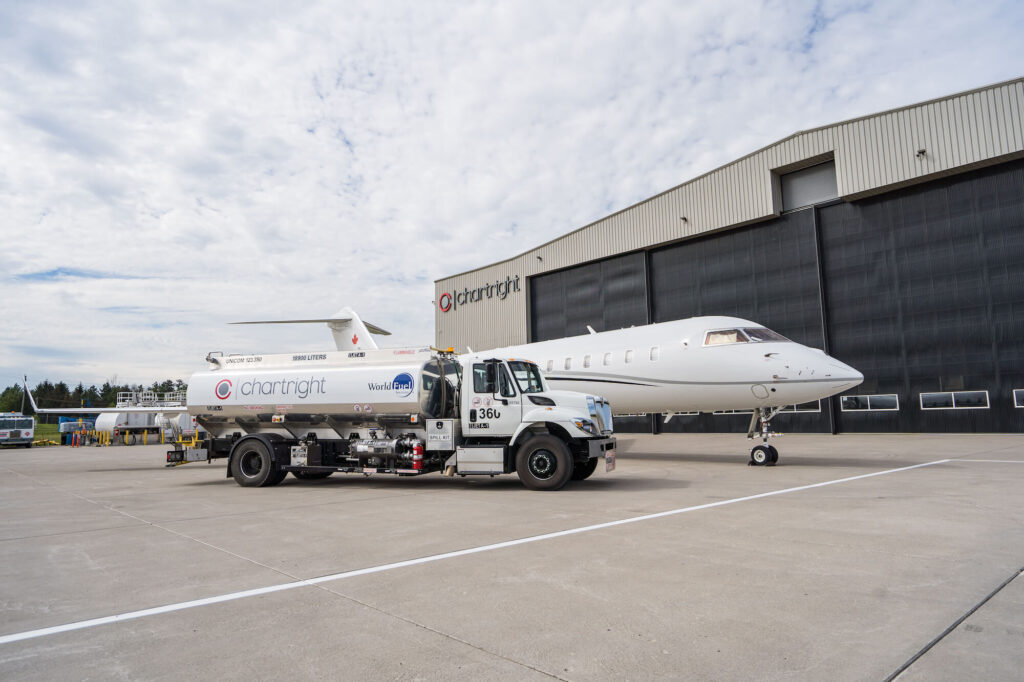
[392,372,415,398]
[215,379,232,400]
[438,292,452,312]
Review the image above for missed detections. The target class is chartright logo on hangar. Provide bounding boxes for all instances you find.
[215,379,232,400]
[367,373,415,397]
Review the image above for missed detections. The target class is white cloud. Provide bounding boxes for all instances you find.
[1,0,1021,387]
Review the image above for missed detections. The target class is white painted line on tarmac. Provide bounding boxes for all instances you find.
[0,458,950,646]
[958,459,1024,464]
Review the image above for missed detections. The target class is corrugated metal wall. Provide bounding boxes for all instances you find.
[436,78,1024,350]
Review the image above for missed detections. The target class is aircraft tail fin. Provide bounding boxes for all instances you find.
[229,306,391,351]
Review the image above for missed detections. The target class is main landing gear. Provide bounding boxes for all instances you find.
[747,407,781,466]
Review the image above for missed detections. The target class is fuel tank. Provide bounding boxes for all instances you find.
[185,347,458,420]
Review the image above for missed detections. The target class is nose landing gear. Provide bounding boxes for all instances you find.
[747,407,781,466]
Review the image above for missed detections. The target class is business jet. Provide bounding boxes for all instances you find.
[236,308,863,465]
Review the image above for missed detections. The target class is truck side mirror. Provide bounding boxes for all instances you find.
[484,363,497,394]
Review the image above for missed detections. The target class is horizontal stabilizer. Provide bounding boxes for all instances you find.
[229,307,389,351]
[229,318,391,336]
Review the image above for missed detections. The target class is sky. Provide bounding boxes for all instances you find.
[2,0,1022,388]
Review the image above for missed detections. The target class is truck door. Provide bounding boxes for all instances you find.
[464,360,523,437]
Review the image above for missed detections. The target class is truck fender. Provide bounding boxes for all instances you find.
[225,433,287,478]
[507,421,574,470]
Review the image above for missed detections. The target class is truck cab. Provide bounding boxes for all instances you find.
[453,356,614,489]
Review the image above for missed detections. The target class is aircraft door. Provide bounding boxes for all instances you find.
[464,360,523,437]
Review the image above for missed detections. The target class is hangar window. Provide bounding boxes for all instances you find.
[650,346,660,361]
[780,160,838,211]
[920,391,990,410]
[564,357,572,371]
[624,349,634,363]
[1015,389,1024,408]
[779,401,821,413]
[603,352,612,366]
[583,354,591,368]
[840,394,900,411]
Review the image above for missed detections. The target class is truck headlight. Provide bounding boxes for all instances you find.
[573,419,599,436]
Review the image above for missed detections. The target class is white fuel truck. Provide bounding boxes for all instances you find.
[168,347,615,490]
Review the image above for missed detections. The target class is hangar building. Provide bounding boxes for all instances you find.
[435,78,1024,434]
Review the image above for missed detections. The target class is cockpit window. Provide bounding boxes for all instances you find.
[704,327,790,345]
[742,328,790,343]
[704,329,745,345]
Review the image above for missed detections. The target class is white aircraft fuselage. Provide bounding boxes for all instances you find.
[487,316,863,414]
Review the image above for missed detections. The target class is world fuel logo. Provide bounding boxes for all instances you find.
[215,379,232,400]
[367,373,415,397]
[393,372,414,397]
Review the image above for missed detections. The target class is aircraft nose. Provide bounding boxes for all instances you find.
[819,356,863,390]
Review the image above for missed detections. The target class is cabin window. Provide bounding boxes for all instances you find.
[546,360,553,372]
[583,354,591,368]
[650,346,659,361]
[624,350,634,363]
[603,352,612,366]
[564,357,572,370]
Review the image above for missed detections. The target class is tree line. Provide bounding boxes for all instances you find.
[0,379,188,422]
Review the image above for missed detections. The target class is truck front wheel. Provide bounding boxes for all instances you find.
[515,435,574,491]
[231,440,286,487]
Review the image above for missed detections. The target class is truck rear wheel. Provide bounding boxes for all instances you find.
[231,440,286,487]
[515,435,573,491]
[571,457,599,481]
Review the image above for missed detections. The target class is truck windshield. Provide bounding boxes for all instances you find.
[508,361,545,394]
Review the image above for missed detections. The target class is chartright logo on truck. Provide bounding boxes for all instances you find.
[367,373,415,397]
[215,380,232,400]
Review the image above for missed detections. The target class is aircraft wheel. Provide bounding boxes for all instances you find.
[516,435,573,490]
[571,457,599,481]
[750,444,772,466]
[767,445,779,465]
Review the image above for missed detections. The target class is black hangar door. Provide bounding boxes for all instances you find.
[529,251,650,432]
[529,252,648,341]
[819,158,1024,433]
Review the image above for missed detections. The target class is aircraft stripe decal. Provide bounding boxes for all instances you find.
[546,373,861,387]
[547,377,657,387]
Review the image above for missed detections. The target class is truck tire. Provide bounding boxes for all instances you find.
[292,471,332,480]
[231,440,286,487]
[515,435,574,491]
[571,456,599,481]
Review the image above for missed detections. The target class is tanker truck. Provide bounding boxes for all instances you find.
[168,347,615,491]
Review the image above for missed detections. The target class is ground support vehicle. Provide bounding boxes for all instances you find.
[0,413,35,448]
[167,348,615,490]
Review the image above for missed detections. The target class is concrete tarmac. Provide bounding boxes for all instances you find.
[1,433,1022,680]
